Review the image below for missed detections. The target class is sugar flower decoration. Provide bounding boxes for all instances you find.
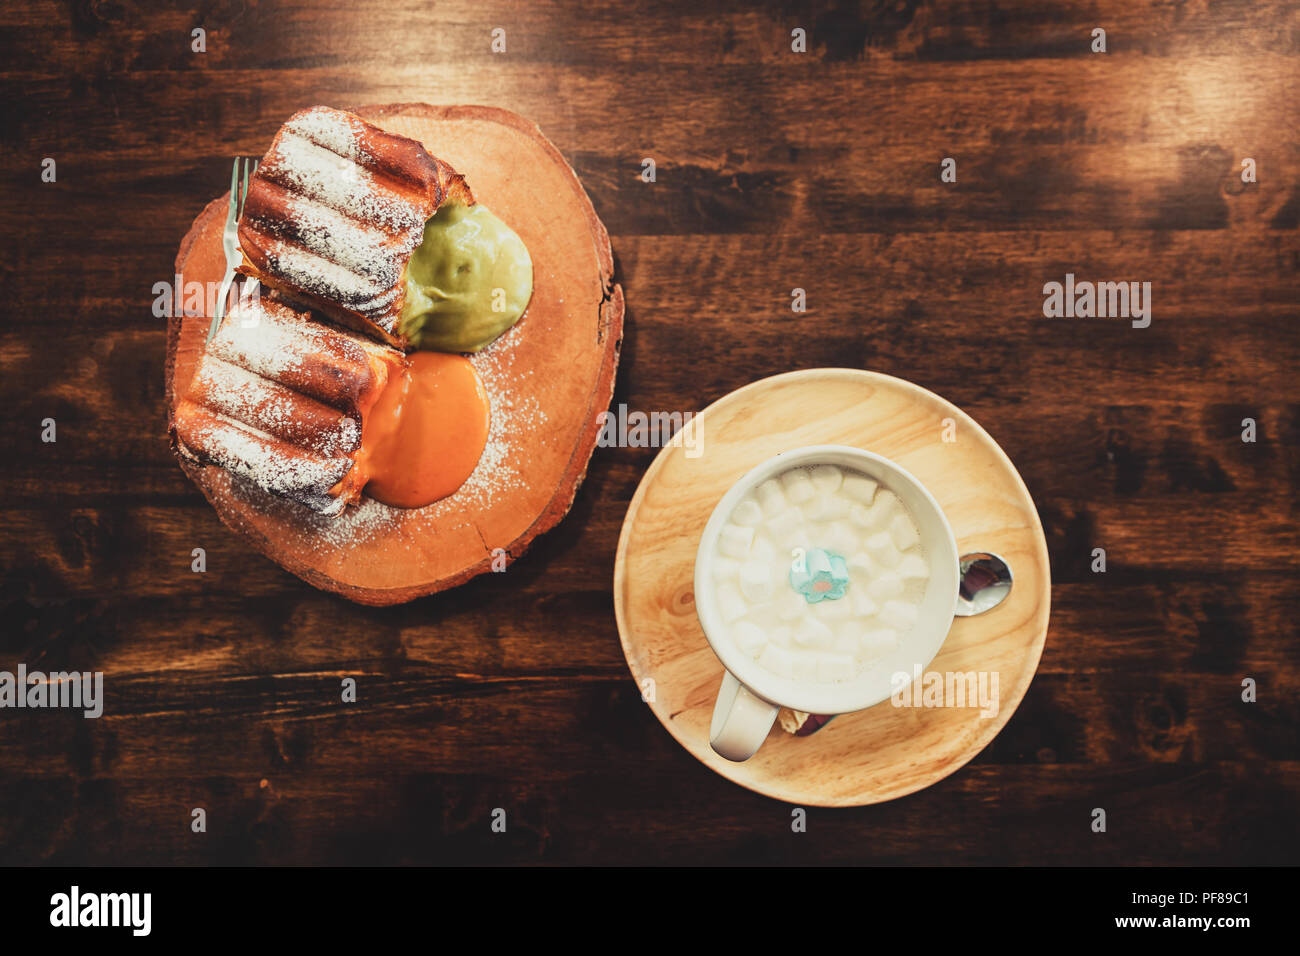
[790,547,849,604]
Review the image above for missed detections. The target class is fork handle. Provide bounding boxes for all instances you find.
[205,267,237,345]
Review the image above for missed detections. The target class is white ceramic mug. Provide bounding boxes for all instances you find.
[694,445,960,761]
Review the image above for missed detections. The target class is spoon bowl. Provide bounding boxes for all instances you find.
[955,552,1013,616]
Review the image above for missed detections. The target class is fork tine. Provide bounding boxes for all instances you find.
[226,158,239,220]
[206,158,244,345]
[237,156,258,217]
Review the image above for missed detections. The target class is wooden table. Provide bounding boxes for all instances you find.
[1,0,1296,865]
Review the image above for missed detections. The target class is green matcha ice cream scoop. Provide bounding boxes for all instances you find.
[398,202,533,353]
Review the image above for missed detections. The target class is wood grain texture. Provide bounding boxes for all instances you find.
[614,369,1052,805]
[165,104,623,604]
[0,0,1297,864]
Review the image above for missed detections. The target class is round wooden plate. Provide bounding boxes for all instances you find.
[166,104,623,605]
[613,369,1051,806]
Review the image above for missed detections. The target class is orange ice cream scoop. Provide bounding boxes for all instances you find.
[361,351,490,508]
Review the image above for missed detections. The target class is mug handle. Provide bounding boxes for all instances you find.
[709,671,779,761]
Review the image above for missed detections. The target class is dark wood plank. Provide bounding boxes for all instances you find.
[0,0,1296,866]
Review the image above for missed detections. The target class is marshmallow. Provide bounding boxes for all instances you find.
[809,464,843,493]
[733,621,766,658]
[869,572,905,601]
[730,498,764,527]
[842,472,878,505]
[739,560,774,603]
[767,625,793,648]
[828,551,849,587]
[864,532,897,563]
[776,590,806,622]
[846,552,876,592]
[754,478,788,517]
[869,491,901,529]
[888,513,920,551]
[823,526,860,561]
[814,589,853,620]
[833,630,860,655]
[793,617,834,649]
[818,654,855,683]
[758,644,793,679]
[791,652,818,682]
[765,507,805,551]
[847,551,874,576]
[805,493,851,521]
[875,541,903,569]
[898,553,930,581]
[718,522,755,559]
[712,557,740,582]
[880,600,919,632]
[859,628,899,659]
[779,469,816,504]
[851,591,880,619]
[715,582,748,624]
[849,504,875,529]
[750,533,777,562]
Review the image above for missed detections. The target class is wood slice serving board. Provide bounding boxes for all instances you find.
[166,104,623,605]
[613,369,1051,806]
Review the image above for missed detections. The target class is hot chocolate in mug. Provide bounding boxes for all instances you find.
[694,445,960,761]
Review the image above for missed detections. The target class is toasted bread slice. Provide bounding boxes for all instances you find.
[171,291,406,515]
[236,106,474,348]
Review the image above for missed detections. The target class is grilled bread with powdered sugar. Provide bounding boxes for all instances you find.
[235,106,475,349]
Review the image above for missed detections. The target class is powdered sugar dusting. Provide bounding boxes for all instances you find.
[423,318,545,518]
[211,297,344,380]
[281,193,400,279]
[307,494,402,547]
[183,407,348,512]
[197,356,293,433]
[267,133,422,233]
[285,107,372,163]
[195,355,359,458]
[265,240,397,313]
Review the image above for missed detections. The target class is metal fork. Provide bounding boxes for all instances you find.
[206,156,259,344]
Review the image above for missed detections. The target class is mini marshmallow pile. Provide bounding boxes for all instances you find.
[710,464,930,684]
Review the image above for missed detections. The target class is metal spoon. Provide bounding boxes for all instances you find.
[955,552,1013,616]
